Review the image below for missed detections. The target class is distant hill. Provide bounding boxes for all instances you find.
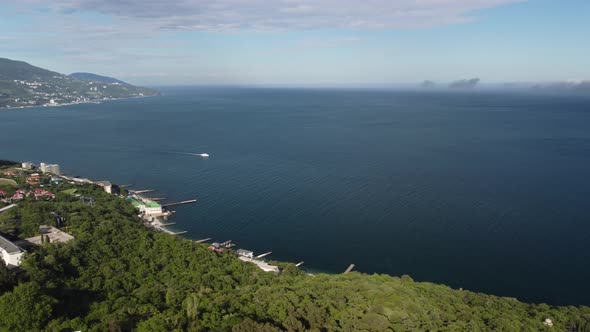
[69,72,127,85]
[0,58,62,81]
[0,57,158,108]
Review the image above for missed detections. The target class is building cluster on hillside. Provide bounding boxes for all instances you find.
[2,76,149,109]
[2,170,17,177]
[1,188,55,203]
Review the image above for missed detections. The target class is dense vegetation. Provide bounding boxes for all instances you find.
[1,166,590,331]
[69,73,127,84]
[0,160,19,168]
[0,57,157,108]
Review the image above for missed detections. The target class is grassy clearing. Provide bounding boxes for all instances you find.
[60,188,78,195]
[0,178,18,187]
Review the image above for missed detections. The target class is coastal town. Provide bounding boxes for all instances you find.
[0,57,159,109]
[0,160,284,273]
[2,78,148,109]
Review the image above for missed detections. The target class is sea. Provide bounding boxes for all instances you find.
[1,87,590,305]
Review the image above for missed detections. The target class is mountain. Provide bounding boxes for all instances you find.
[0,57,158,108]
[69,72,127,84]
[0,58,62,81]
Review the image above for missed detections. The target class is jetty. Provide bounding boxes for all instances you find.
[132,189,155,194]
[296,261,305,267]
[146,197,166,201]
[343,264,355,274]
[119,184,133,188]
[256,252,272,259]
[162,199,197,208]
[195,238,212,243]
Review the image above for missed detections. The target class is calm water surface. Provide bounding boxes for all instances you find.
[1,87,590,305]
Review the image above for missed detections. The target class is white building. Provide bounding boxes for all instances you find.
[21,162,34,170]
[40,163,61,175]
[144,201,163,215]
[96,181,113,194]
[0,234,24,268]
[236,249,254,259]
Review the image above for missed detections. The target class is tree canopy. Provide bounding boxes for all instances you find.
[1,182,589,331]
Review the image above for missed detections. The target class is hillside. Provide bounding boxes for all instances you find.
[69,72,127,84]
[1,164,590,331]
[0,58,158,108]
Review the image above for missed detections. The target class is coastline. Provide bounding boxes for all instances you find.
[6,162,292,274]
[0,93,158,112]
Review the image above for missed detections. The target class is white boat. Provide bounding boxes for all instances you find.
[198,153,209,158]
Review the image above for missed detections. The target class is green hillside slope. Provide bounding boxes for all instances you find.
[0,175,589,331]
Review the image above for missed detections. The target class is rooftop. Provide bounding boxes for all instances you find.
[126,197,144,207]
[145,201,161,208]
[0,234,22,254]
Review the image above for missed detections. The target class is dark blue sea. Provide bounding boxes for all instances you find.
[2,87,590,305]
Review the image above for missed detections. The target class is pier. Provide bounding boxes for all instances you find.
[146,197,166,201]
[133,189,155,194]
[195,238,212,243]
[172,231,188,235]
[343,264,355,274]
[256,252,272,259]
[119,184,133,188]
[162,199,197,207]
[296,261,305,267]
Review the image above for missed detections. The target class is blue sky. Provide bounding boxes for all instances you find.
[1,0,589,86]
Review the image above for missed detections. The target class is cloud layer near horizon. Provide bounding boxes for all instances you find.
[21,0,523,31]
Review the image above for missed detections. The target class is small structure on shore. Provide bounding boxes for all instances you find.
[127,196,163,215]
[96,181,120,194]
[236,249,254,259]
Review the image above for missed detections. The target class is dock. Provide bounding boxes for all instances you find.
[343,264,355,274]
[256,252,272,259]
[119,184,133,188]
[296,261,305,267]
[172,231,188,235]
[162,199,197,207]
[195,238,212,243]
[133,189,155,194]
[146,197,166,201]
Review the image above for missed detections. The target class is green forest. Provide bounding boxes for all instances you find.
[1,168,590,331]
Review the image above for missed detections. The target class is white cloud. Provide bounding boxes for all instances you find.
[17,0,524,31]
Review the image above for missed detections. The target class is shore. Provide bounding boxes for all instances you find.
[0,94,157,111]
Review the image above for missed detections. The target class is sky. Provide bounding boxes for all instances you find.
[1,0,589,86]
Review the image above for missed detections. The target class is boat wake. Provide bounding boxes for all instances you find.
[167,151,210,158]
